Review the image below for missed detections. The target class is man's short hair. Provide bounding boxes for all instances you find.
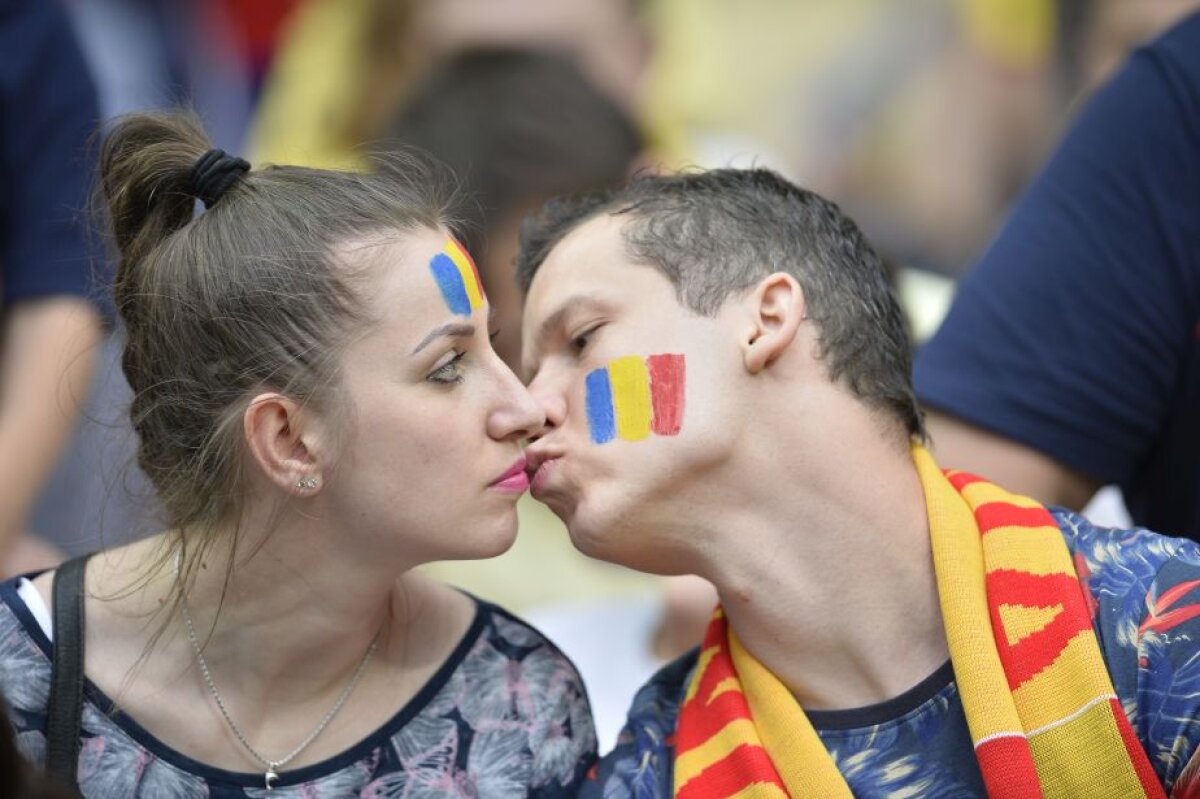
[516,168,924,440]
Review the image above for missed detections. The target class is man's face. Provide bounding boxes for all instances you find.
[521,215,742,571]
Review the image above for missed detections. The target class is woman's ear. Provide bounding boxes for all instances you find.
[243,393,325,495]
[740,273,807,374]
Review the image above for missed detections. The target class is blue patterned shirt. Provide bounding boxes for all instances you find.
[0,586,597,798]
[583,510,1200,798]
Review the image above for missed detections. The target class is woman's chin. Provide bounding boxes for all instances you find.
[457,516,520,560]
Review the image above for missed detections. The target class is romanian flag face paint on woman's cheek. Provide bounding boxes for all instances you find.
[585,354,685,444]
[429,238,486,316]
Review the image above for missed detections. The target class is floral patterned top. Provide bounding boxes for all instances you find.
[0,583,597,798]
[582,510,1200,798]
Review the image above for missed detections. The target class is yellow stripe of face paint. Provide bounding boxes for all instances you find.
[446,239,485,311]
[609,355,652,441]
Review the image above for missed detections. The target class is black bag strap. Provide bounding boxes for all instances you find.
[45,554,90,790]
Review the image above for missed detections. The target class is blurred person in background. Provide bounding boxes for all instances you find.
[31,0,307,563]
[248,0,652,169]
[0,0,104,576]
[0,111,594,796]
[640,0,1060,277]
[1060,0,1200,92]
[915,12,1200,540]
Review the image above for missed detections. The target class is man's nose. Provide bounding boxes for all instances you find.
[527,372,568,434]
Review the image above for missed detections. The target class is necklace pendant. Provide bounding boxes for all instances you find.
[265,766,279,790]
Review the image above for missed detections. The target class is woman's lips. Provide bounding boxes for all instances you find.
[490,458,530,492]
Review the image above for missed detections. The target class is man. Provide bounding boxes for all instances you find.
[914,12,1200,539]
[517,169,1200,796]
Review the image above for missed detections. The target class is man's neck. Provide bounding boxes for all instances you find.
[693,414,948,711]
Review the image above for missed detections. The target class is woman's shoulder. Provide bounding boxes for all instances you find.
[0,574,49,641]
[460,593,595,704]
[408,572,589,678]
[0,577,54,749]
[400,571,594,723]
[381,582,598,796]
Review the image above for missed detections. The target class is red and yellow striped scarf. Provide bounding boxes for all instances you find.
[673,446,1165,798]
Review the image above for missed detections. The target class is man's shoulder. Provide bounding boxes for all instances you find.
[1054,507,1198,597]
[1052,506,1200,660]
[579,648,698,799]
[1054,508,1200,792]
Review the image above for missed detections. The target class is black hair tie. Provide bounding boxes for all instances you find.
[187,148,250,209]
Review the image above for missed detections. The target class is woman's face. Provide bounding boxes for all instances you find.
[320,227,543,565]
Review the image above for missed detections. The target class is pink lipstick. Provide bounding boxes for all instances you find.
[490,457,530,492]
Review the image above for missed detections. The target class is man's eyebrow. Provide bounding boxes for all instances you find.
[534,295,608,346]
[523,294,611,379]
[412,322,476,354]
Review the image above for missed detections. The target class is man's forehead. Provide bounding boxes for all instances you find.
[526,216,624,312]
[546,212,617,263]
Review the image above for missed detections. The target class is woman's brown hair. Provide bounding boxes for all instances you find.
[97,110,453,648]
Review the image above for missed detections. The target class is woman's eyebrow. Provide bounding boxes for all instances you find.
[411,322,476,354]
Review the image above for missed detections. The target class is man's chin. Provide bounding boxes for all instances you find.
[534,488,638,564]
[530,489,574,523]
[561,505,632,564]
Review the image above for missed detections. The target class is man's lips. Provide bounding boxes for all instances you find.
[490,457,530,491]
[527,456,560,496]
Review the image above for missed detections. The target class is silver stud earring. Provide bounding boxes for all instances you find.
[297,477,319,490]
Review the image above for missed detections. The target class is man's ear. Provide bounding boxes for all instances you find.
[740,273,807,374]
[243,392,325,495]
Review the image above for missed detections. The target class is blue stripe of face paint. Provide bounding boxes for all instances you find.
[585,367,616,444]
[430,253,472,315]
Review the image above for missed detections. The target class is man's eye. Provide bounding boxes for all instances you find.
[571,325,600,353]
[427,351,466,384]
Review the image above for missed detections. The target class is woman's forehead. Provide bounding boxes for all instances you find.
[341,228,488,337]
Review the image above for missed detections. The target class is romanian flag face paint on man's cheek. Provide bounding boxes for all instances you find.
[429,238,485,316]
[585,354,685,444]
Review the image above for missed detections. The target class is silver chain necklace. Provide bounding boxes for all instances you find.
[175,554,381,790]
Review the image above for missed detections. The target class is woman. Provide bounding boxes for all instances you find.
[0,111,596,796]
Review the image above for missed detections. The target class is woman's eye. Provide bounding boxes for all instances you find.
[427,351,466,384]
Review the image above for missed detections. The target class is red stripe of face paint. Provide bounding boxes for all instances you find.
[647,354,685,436]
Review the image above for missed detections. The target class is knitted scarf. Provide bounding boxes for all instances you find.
[673,446,1165,798]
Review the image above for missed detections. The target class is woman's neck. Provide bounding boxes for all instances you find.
[87,503,412,698]
[69,524,475,773]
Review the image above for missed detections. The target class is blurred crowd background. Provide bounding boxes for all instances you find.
[7,0,1200,748]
